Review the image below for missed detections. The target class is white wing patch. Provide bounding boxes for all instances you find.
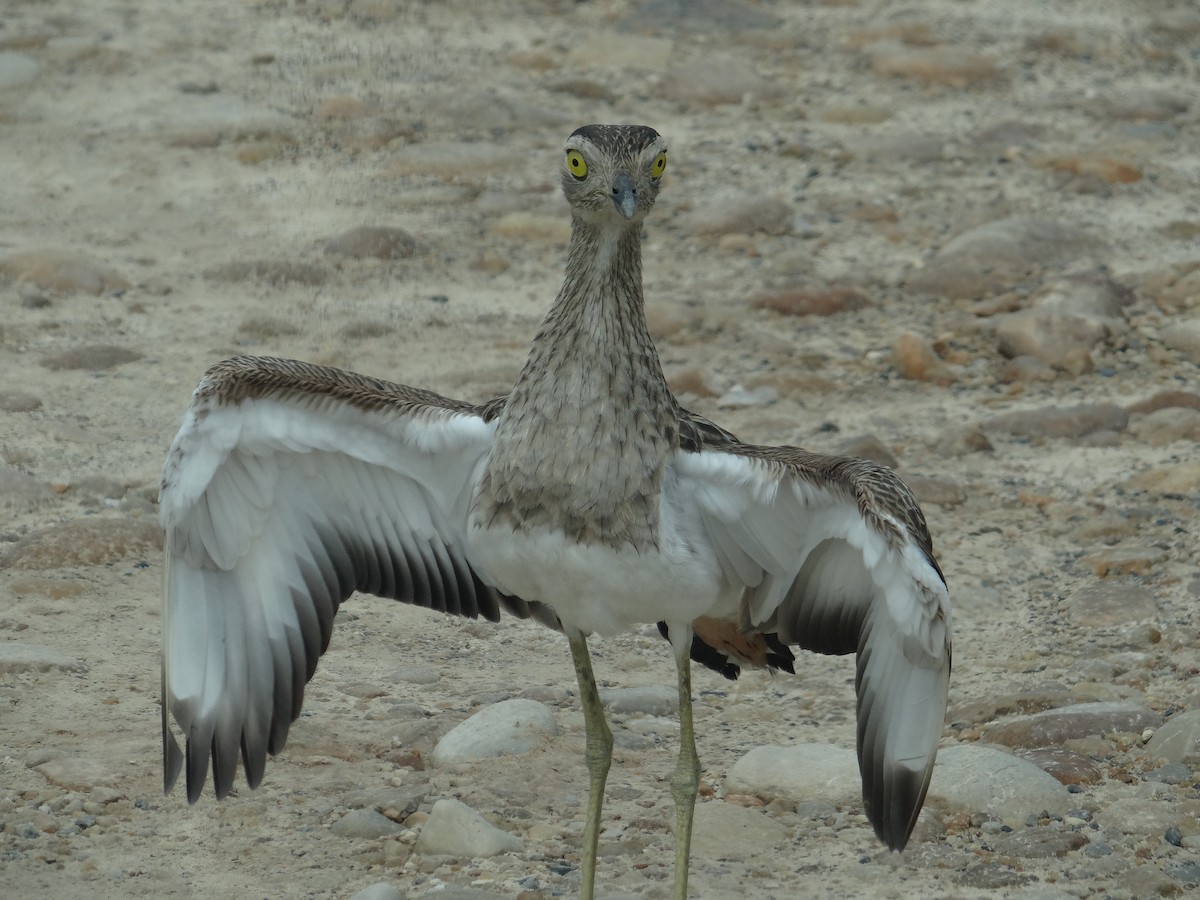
[160,385,504,802]
[670,447,951,851]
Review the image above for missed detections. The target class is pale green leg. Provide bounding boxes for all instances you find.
[566,627,612,900]
[669,624,699,900]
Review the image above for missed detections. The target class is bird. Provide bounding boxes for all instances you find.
[160,123,951,900]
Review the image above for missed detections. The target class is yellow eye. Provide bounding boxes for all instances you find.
[566,150,588,179]
[650,152,667,178]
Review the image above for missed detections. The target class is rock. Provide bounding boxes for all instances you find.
[344,786,427,818]
[1166,861,1200,888]
[618,0,782,35]
[715,384,778,408]
[0,52,39,88]
[661,57,776,106]
[990,310,1109,370]
[999,355,1058,383]
[1094,89,1190,122]
[348,885,403,900]
[905,475,968,508]
[413,798,521,857]
[820,104,893,125]
[1152,9,1200,39]
[983,403,1127,440]
[389,143,523,181]
[1144,710,1200,764]
[437,90,567,131]
[0,390,42,412]
[1030,153,1143,184]
[726,744,860,807]
[39,345,143,371]
[431,699,557,766]
[1161,319,1200,362]
[1067,582,1157,625]
[1132,407,1200,446]
[235,316,302,342]
[0,466,57,513]
[329,809,405,839]
[750,287,869,317]
[0,517,162,569]
[205,260,328,287]
[491,212,570,244]
[0,643,87,674]
[871,47,1001,86]
[314,95,373,120]
[34,756,119,792]
[325,226,418,261]
[933,425,993,457]
[687,801,789,859]
[1087,545,1169,578]
[1101,798,1180,836]
[600,685,678,717]
[985,702,1163,748]
[1143,260,1200,313]
[1016,747,1103,786]
[1128,390,1200,414]
[0,249,130,295]
[386,665,440,685]
[1146,762,1191,785]
[907,217,1101,299]
[161,94,294,147]
[833,434,899,469]
[892,332,954,383]
[927,744,1071,819]
[682,194,792,237]
[859,132,947,164]
[990,826,1089,859]
[1124,461,1200,495]
[565,32,672,69]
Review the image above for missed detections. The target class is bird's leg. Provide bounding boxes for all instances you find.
[668,622,699,900]
[566,626,612,900]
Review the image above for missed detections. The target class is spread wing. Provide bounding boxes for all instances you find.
[159,356,555,803]
[670,444,951,850]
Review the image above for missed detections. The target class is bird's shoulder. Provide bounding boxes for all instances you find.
[673,410,940,579]
[193,355,484,419]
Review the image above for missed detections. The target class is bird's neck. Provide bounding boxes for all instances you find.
[480,216,679,547]
[517,216,673,421]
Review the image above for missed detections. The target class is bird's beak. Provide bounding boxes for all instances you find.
[610,171,637,220]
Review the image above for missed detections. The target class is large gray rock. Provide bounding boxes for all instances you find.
[0,52,39,89]
[0,643,86,674]
[928,744,1071,819]
[330,809,404,839]
[431,699,558,766]
[907,217,1102,299]
[348,884,403,900]
[600,685,678,716]
[986,702,1163,748]
[413,798,521,857]
[984,403,1128,440]
[1145,710,1200,764]
[726,744,860,806]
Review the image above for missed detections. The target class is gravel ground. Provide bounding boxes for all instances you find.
[2,1,1199,897]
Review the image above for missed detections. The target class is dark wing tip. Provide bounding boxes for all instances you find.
[864,763,928,851]
[657,621,743,682]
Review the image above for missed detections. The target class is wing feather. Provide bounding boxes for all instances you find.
[161,356,553,803]
[671,445,951,851]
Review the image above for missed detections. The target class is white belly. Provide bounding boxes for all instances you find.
[467,518,722,636]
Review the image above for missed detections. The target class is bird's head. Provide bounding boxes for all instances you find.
[561,124,667,227]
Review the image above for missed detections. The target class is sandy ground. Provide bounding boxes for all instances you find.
[2,0,1200,897]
